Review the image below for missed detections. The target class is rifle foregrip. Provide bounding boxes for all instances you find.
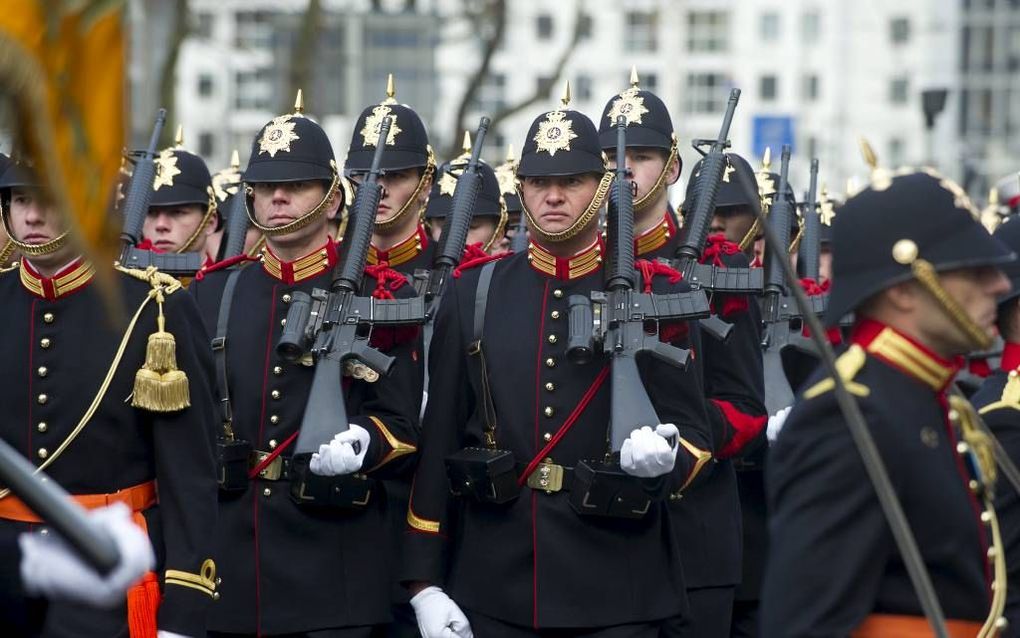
[222,191,250,259]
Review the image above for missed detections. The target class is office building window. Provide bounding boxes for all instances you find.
[626,11,659,52]
[684,72,731,114]
[536,14,553,40]
[760,75,778,101]
[761,12,780,41]
[802,74,820,101]
[802,11,820,43]
[890,17,910,45]
[235,11,273,49]
[234,68,272,110]
[889,76,909,105]
[575,74,593,101]
[198,73,214,98]
[686,10,729,52]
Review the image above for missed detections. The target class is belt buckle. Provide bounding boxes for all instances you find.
[526,459,564,493]
[251,451,283,481]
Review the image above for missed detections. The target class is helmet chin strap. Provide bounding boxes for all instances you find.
[517,172,614,244]
[245,161,342,237]
[0,205,69,257]
[374,146,436,233]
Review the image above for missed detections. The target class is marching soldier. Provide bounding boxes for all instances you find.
[141,128,218,265]
[970,216,1020,632]
[762,169,1013,636]
[0,158,219,637]
[423,134,508,256]
[598,76,766,637]
[403,91,713,637]
[346,77,436,275]
[189,99,423,637]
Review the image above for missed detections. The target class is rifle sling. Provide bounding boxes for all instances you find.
[465,262,499,444]
[211,268,244,435]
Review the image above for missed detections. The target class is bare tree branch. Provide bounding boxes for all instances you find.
[284,0,324,113]
[447,0,583,156]
[446,0,506,157]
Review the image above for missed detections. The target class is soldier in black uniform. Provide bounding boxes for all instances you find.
[971,215,1020,633]
[762,169,1014,636]
[346,77,436,276]
[0,159,219,637]
[189,101,423,637]
[142,130,218,265]
[597,77,766,638]
[423,135,508,257]
[402,93,713,637]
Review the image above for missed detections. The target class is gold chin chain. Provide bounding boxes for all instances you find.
[912,258,994,351]
[632,139,678,214]
[481,198,509,253]
[245,161,341,237]
[374,147,437,232]
[518,172,613,244]
[0,209,69,256]
[176,187,219,254]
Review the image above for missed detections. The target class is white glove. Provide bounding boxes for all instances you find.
[157,632,195,638]
[766,406,793,443]
[309,423,371,476]
[410,586,473,638]
[19,502,154,608]
[620,423,680,478]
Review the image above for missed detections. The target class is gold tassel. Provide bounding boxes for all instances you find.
[132,289,191,412]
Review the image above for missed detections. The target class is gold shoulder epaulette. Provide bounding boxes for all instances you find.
[803,344,870,400]
[979,368,1020,415]
[114,263,190,413]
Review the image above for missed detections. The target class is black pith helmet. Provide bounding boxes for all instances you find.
[597,69,674,152]
[345,76,432,173]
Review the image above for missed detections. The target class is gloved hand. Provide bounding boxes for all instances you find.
[620,423,679,478]
[410,586,473,638]
[309,423,371,476]
[766,406,793,443]
[157,632,195,638]
[19,502,154,608]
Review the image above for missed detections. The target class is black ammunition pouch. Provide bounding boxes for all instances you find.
[217,437,252,493]
[444,447,520,504]
[288,453,374,510]
[568,460,655,520]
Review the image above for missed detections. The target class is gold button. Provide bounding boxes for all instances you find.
[273,366,283,376]
[271,390,281,399]
[262,488,272,497]
[212,592,221,601]
[545,382,555,392]
[37,366,47,377]
[282,294,292,303]
[547,334,557,344]
[42,312,54,324]
[269,439,278,449]
[543,432,552,442]
[40,338,51,349]
[544,406,554,417]
[280,318,287,327]
[37,394,48,405]
[545,357,555,368]
[37,448,48,459]
[551,310,560,319]
[982,511,993,524]
[995,617,1009,630]
[270,415,280,424]
[215,577,222,586]
[988,546,998,560]
[37,422,47,433]
[553,289,563,298]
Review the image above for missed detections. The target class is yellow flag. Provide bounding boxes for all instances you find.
[0,2,125,268]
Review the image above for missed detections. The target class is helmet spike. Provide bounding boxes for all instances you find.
[294,89,304,114]
[629,66,639,88]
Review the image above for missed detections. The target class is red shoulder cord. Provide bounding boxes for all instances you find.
[453,243,511,278]
[799,277,842,345]
[193,253,259,281]
[634,259,688,343]
[364,260,409,300]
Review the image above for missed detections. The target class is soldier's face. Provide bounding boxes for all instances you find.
[250,180,339,247]
[607,148,678,210]
[710,206,756,245]
[8,187,65,244]
[920,266,1011,354]
[371,168,429,226]
[521,174,600,236]
[467,217,499,252]
[143,204,211,253]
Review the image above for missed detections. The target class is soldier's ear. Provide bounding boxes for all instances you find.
[667,156,681,186]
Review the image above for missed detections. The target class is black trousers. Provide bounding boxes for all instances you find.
[729,599,759,638]
[209,627,382,638]
[466,610,660,638]
[659,586,735,638]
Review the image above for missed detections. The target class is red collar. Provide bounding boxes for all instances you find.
[633,212,676,256]
[1001,342,1020,372]
[19,258,95,300]
[368,225,429,268]
[527,237,604,280]
[260,239,338,284]
[851,318,961,392]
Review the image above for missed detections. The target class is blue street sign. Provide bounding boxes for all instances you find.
[753,116,795,159]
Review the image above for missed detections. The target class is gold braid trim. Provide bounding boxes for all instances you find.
[245,161,340,237]
[678,438,712,491]
[374,146,436,232]
[0,289,155,499]
[364,415,417,472]
[978,369,1020,415]
[165,559,218,599]
[0,238,17,265]
[175,186,218,254]
[912,258,994,351]
[481,195,509,253]
[519,172,613,244]
[632,137,678,214]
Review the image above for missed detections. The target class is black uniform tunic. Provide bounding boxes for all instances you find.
[189,240,423,635]
[402,239,713,630]
[0,259,219,637]
[762,319,996,635]
[970,341,1020,635]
